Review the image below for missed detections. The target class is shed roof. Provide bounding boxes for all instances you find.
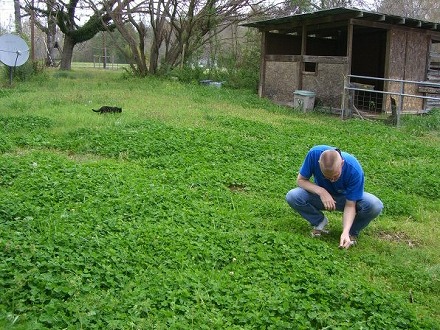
[243,7,440,33]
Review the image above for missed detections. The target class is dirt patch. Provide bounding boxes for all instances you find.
[377,230,420,247]
[228,183,247,192]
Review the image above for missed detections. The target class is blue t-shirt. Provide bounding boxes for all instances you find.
[299,145,364,201]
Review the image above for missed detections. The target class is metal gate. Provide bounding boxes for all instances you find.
[343,74,440,126]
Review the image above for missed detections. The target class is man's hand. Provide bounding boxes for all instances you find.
[296,173,335,210]
[319,190,336,210]
[339,233,353,249]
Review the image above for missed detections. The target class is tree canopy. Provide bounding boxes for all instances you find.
[25,0,132,70]
[19,0,440,72]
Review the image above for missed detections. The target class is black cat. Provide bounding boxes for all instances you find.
[92,106,122,114]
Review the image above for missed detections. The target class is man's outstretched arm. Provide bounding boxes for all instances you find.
[340,200,356,248]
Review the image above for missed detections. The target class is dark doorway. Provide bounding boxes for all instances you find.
[351,27,387,112]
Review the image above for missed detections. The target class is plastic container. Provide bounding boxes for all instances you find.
[210,81,223,88]
[199,80,223,88]
[200,79,213,85]
[293,90,316,111]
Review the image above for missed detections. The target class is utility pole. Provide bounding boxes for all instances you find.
[102,31,107,69]
[31,0,35,61]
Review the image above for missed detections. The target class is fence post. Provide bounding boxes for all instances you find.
[397,80,405,127]
[341,76,347,119]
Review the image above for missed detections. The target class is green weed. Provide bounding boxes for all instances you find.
[0,69,439,329]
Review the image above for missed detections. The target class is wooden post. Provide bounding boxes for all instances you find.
[341,75,347,119]
[102,32,107,69]
[298,25,307,90]
[343,21,354,119]
[258,31,267,98]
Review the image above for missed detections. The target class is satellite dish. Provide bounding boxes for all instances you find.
[0,34,30,67]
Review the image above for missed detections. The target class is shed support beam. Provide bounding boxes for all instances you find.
[298,24,307,90]
[259,31,267,98]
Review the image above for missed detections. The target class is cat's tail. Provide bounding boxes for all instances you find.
[92,109,100,112]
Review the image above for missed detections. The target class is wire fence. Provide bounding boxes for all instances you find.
[71,61,128,70]
[343,74,440,125]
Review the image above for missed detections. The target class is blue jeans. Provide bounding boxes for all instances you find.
[285,187,383,236]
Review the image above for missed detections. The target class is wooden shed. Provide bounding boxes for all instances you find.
[243,7,440,114]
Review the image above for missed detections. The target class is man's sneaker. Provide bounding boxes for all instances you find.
[311,217,329,237]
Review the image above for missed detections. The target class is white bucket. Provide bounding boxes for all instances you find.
[293,90,316,112]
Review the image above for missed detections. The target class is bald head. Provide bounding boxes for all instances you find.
[319,150,342,171]
[319,150,344,181]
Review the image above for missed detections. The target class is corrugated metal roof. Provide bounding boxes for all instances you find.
[243,7,440,32]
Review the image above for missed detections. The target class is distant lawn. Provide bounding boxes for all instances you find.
[0,68,439,329]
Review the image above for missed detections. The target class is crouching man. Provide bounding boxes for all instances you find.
[285,145,383,249]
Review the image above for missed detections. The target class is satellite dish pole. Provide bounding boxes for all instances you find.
[0,34,30,85]
[9,50,21,84]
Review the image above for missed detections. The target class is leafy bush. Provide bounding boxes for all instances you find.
[166,30,260,90]
[1,60,46,83]
[167,65,207,84]
[401,108,440,134]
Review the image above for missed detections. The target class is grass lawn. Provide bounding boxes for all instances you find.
[0,68,439,329]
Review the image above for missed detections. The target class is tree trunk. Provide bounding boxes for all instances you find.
[60,35,75,70]
[149,38,160,74]
[46,19,58,66]
[46,0,58,67]
[14,0,22,34]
